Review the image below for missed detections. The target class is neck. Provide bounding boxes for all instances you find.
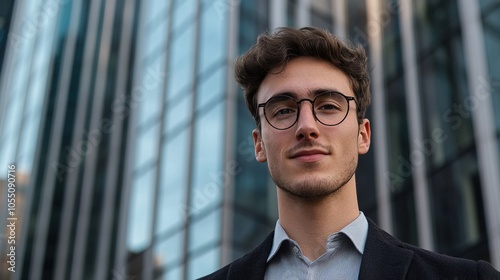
[277,178,360,261]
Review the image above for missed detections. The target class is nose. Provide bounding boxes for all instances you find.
[295,101,320,141]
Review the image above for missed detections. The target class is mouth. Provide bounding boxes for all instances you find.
[289,149,329,163]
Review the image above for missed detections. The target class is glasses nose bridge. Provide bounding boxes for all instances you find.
[296,98,315,111]
[296,98,317,120]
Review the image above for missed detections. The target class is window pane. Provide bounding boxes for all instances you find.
[134,122,160,170]
[157,128,190,233]
[154,228,184,269]
[188,247,220,280]
[419,38,471,169]
[190,101,225,211]
[430,152,486,256]
[199,1,227,74]
[482,4,500,131]
[127,167,156,251]
[189,208,221,251]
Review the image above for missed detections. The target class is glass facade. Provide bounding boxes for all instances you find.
[0,0,499,279]
[382,0,418,245]
[413,0,489,259]
[482,0,500,145]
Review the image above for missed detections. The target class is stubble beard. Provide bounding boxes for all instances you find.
[270,155,358,200]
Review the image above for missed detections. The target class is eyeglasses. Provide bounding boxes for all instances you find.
[257,91,356,130]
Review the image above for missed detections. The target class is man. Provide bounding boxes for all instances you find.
[200,27,500,279]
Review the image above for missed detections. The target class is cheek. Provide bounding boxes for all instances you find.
[262,131,287,158]
[332,127,359,153]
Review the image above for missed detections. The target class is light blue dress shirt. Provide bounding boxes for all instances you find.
[264,212,368,280]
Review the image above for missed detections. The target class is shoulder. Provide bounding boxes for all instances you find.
[363,219,500,279]
[402,242,500,279]
[197,232,274,280]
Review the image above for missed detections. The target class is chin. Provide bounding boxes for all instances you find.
[281,185,343,200]
[276,176,345,199]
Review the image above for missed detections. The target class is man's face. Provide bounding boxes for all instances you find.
[253,57,371,199]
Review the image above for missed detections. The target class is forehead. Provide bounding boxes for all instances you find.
[257,57,353,102]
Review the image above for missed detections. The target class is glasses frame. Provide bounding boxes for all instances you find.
[257,91,357,130]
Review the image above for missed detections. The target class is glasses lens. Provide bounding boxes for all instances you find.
[313,92,349,126]
[264,96,298,129]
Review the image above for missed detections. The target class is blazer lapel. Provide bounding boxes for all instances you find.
[358,219,414,280]
[227,231,274,280]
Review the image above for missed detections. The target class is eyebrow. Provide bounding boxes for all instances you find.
[269,88,344,100]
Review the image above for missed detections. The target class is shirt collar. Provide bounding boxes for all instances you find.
[339,211,368,254]
[267,219,291,262]
[267,212,369,262]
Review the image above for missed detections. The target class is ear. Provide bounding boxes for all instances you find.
[358,119,371,155]
[252,129,267,162]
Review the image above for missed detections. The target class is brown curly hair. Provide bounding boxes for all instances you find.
[235,27,371,128]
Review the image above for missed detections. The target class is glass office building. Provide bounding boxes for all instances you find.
[0,0,499,279]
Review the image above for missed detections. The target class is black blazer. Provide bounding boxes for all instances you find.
[199,219,500,279]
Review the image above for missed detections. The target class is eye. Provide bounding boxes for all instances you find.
[316,101,342,112]
[273,106,296,117]
[315,92,346,113]
[266,96,297,118]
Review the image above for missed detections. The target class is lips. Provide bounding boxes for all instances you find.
[289,148,329,162]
